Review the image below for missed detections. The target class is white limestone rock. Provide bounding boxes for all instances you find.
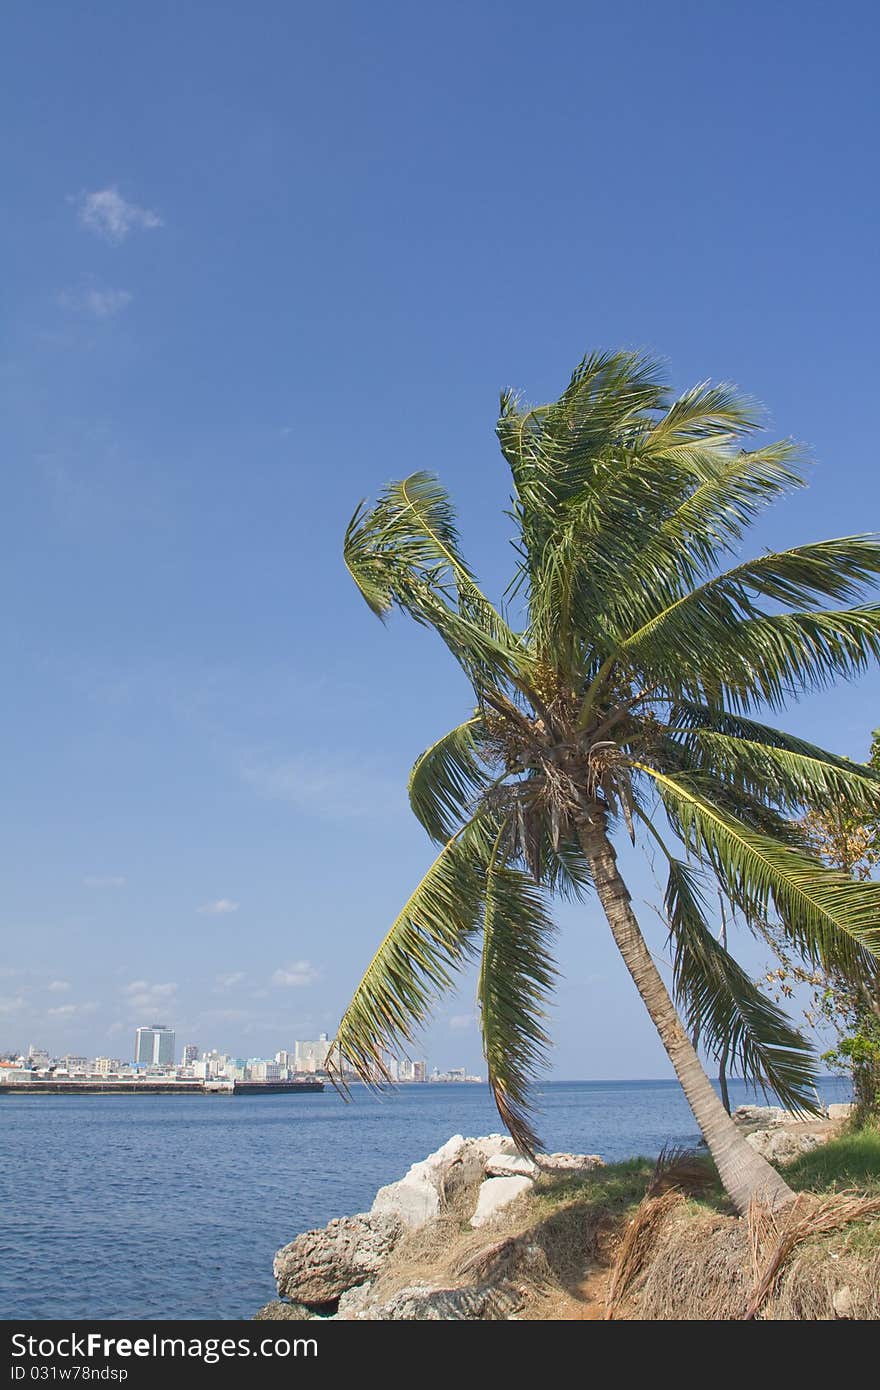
[828,1103,855,1122]
[485,1153,539,1178]
[536,1152,604,1173]
[470,1175,534,1228]
[745,1128,824,1163]
[371,1133,511,1229]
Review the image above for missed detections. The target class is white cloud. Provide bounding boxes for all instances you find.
[59,285,133,319]
[122,980,178,1015]
[215,971,245,990]
[83,875,126,888]
[0,996,26,1016]
[271,961,319,989]
[48,980,71,993]
[241,754,402,821]
[197,899,240,916]
[76,187,163,243]
[47,1002,97,1019]
[448,1013,475,1031]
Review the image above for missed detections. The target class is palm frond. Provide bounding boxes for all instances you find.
[623,537,880,655]
[638,765,880,970]
[478,858,557,1154]
[408,718,490,842]
[331,830,485,1087]
[343,475,528,692]
[668,727,880,817]
[662,857,819,1111]
[630,605,880,712]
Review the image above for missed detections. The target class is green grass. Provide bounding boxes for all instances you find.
[533,1158,655,1215]
[533,1154,731,1218]
[785,1123,880,1196]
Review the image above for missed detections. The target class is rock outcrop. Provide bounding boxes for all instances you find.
[273,1211,402,1305]
[745,1128,824,1163]
[263,1132,605,1320]
[470,1174,535,1228]
[371,1133,516,1228]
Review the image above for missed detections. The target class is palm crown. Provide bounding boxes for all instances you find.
[336,350,880,1193]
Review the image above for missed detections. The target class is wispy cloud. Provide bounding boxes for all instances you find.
[197,899,240,916]
[47,980,71,994]
[47,1001,97,1019]
[75,187,163,243]
[122,980,178,1015]
[215,971,245,990]
[448,1013,475,1031]
[241,753,402,821]
[58,284,133,319]
[0,996,26,1016]
[271,961,320,989]
[83,875,126,889]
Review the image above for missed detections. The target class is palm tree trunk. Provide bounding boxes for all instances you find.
[579,818,794,1214]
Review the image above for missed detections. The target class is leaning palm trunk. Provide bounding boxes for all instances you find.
[334,349,880,1213]
[579,817,794,1213]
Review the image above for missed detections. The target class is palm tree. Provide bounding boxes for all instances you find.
[335,350,880,1214]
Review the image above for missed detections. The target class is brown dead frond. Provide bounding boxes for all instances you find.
[454,1236,519,1281]
[647,1144,716,1197]
[604,1190,684,1318]
[744,1191,880,1319]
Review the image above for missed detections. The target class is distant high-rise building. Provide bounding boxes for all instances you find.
[398,1058,428,1083]
[182,1043,199,1065]
[294,1033,338,1074]
[134,1025,176,1068]
[27,1045,51,1067]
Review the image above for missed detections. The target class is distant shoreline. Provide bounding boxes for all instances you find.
[0,1078,325,1097]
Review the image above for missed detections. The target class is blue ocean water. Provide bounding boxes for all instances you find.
[0,1077,851,1320]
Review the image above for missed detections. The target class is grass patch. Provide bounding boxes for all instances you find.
[785,1124,880,1195]
[533,1153,731,1221]
[532,1158,655,1215]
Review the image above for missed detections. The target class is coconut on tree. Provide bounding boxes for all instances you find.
[334,350,880,1214]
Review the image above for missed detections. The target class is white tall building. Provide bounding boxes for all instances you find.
[134,1025,176,1068]
[294,1033,338,1074]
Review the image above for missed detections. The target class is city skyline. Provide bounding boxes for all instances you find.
[2,1028,454,1081]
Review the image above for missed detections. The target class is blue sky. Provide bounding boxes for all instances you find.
[2,2,878,1077]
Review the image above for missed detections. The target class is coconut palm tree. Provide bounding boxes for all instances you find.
[335,350,880,1214]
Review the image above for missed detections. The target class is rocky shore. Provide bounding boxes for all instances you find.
[255,1104,855,1321]
[256,1133,603,1321]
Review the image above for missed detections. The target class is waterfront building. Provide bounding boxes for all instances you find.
[247,1060,282,1081]
[60,1055,88,1072]
[92,1057,120,1076]
[134,1024,176,1068]
[294,1033,340,1074]
[398,1058,428,1082]
[27,1045,51,1067]
[182,1044,199,1065]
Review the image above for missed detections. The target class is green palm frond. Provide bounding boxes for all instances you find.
[408,718,490,842]
[663,857,819,1112]
[597,442,808,630]
[331,829,485,1087]
[639,764,880,969]
[669,727,880,816]
[344,473,529,691]
[623,538,880,655]
[629,605,880,712]
[643,380,766,450]
[479,857,557,1154]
